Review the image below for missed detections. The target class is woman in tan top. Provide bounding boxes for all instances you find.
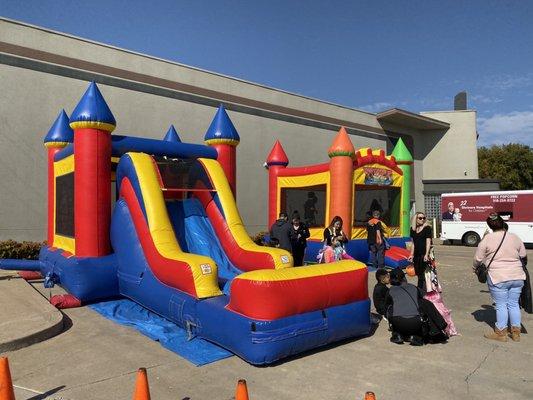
[473,213,527,342]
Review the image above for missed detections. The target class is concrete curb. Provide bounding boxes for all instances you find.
[0,277,64,353]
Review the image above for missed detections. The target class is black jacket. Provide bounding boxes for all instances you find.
[372,282,389,316]
[290,224,310,250]
[366,220,384,245]
[270,219,292,252]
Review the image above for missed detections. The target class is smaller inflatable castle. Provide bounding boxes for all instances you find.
[265,128,414,268]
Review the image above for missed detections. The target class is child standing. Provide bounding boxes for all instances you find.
[367,210,388,269]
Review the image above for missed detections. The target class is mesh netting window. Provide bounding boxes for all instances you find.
[353,186,401,227]
[55,172,74,237]
[154,157,213,191]
[424,195,441,219]
[280,185,327,228]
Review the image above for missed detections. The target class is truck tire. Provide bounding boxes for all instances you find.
[463,232,480,247]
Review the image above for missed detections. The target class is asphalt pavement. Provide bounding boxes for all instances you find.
[1,243,532,400]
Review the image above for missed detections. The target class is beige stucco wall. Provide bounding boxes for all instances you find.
[419,110,478,180]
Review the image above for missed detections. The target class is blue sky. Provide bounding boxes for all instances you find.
[2,0,533,146]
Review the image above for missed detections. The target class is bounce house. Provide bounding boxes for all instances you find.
[0,82,371,365]
[265,128,414,268]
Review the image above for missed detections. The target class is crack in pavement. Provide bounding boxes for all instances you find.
[464,345,497,394]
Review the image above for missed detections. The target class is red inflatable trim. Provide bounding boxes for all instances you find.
[276,163,330,177]
[227,267,368,320]
[354,149,403,175]
[18,271,43,280]
[50,294,82,309]
[385,246,411,260]
[120,178,198,298]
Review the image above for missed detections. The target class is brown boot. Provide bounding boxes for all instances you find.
[510,326,521,342]
[484,327,508,342]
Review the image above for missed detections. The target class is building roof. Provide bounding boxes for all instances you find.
[377,108,450,130]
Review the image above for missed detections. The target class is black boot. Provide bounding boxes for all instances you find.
[390,332,404,344]
[409,335,424,346]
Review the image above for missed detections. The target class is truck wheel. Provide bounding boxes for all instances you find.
[463,232,480,247]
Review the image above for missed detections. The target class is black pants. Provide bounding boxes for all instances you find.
[390,316,423,337]
[388,301,447,339]
[413,254,426,290]
[293,247,305,266]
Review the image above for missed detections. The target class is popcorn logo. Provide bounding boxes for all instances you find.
[200,264,212,274]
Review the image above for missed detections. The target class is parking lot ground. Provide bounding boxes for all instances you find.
[2,243,532,400]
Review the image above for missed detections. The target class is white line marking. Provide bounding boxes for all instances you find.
[13,385,43,394]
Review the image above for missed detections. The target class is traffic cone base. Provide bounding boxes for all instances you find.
[0,357,16,400]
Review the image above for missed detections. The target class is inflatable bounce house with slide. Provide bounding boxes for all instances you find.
[0,82,371,365]
[265,128,414,268]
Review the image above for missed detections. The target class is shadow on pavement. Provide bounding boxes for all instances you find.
[471,304,496,328]
[27,385,65,400]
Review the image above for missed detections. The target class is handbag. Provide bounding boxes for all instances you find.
[519,261,532,314]
[474,231,506,283]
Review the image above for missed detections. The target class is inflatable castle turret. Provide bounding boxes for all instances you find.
[43,110,73,246]
[204,105,240,197]
[391,138,413,237]
[69,82,116,257]
[163,125,182,143]
[265,140,290,224]
[327,127,356,231]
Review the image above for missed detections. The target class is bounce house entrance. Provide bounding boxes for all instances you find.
[352,185,401,229]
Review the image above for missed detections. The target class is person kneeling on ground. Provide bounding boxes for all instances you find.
[386,269,448,345]
[373,268,390,318]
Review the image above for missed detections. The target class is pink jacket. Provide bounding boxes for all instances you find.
[474,231,526,285]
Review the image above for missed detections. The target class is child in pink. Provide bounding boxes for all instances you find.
[424,252,459,337]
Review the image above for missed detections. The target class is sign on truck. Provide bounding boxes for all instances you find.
[440,190,533,246]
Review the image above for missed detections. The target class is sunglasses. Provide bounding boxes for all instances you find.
[417,216,426,220]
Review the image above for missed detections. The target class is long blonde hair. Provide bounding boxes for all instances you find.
[411,212,429,231]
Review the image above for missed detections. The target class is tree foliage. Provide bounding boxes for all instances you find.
[478,144,533,190]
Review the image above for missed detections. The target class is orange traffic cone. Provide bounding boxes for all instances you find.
[235,379,249,400]
[132,368,150,400]
[0,357,15,400]
[364,391,376,400]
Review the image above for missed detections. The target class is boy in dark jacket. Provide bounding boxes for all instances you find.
[367,210,386,269]
[372,268,390,317]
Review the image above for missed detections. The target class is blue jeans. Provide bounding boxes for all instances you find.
[488,277,524,330]
[369,243,385,269]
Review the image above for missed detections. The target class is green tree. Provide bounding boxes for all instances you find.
[478,144,533,190]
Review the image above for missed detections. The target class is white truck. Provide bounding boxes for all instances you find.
[440,190,533,246]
